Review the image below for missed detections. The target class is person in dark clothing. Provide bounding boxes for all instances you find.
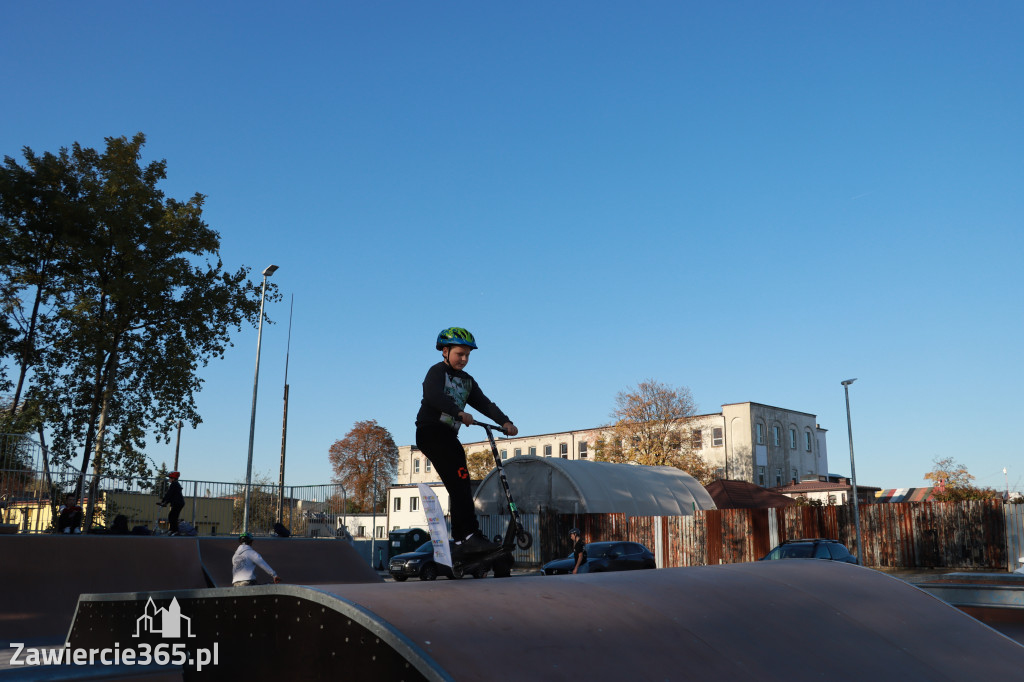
[57,495,83,534]
[159,471,186,535]
[570,528,586,574]
[416,327,518,559]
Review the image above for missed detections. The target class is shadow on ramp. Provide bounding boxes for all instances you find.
[67,561,1024,680]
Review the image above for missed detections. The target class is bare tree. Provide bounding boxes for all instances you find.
[594,379,714,484]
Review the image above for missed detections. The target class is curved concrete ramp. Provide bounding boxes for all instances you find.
[196,537,380,587]
[69,561,1024,680]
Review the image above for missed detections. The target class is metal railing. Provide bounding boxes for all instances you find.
[0,464,349,538]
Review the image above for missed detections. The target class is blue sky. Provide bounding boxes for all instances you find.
[2,2,1022,494]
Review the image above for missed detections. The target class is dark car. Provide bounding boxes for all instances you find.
[541,541,656,575]
[388,541,488,581]
[759,538,857,564]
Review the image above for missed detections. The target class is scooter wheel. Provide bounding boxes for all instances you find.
[516,530,533,550]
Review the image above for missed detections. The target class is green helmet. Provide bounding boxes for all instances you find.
[436,327,477,351]
[239,532,254,544]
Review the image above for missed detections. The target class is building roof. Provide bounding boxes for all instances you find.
[704,480,797,509]
[875,487,939,503]
[473,456,717,516]
[771,479,881,495]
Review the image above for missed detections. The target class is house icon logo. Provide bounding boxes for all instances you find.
[133,597,196,638]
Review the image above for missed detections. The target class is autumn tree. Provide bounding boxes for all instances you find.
[328,420,398,513]
[466,449,495,480]
[924,456,999,501]
[594,379,714,484]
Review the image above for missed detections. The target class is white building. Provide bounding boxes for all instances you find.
[390,401,829,531]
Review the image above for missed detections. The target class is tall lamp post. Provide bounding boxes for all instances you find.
[842,378,863,565]
[242,264,278,534]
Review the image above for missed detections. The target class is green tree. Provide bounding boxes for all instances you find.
[924,457,999,501]
[594,379,714,484]
[328,420,398,513]
[0,146,87,419]
[1,134,271,518]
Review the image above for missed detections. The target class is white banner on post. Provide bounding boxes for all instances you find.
[418,483,452,568]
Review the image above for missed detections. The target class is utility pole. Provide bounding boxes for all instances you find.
[277,295,294,526]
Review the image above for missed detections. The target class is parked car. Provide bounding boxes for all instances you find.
[541,541,656,575]
[388,541,488,581]
[759,538,857,564]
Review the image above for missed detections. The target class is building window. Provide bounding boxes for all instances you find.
[792,468,798,483]
[425,460,432,473]
[789,429,796,449]
[501,449,508,460]
[376,526,385,539]
[805,431,812,452]
[712,427,723,447]
[772,426,781,447]
[411,496,419,511]
[357,525,365,537]
[544,444,552,457]
[560,443,568,456]
[414,459,420,474]
[394,497,401,512]
[758,466,766,486]
[579,441,588,459]
[691,429,703,449]
[528,446,537,457]
[756,423,764,445]
[775,468,782,487]
[514,448,522,458]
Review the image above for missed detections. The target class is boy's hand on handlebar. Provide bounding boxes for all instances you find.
[458,412,473,426]
[503,422,518,437]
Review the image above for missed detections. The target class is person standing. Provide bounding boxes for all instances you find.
[415,327,518,559]
[232,533,281,586]
[570,528,586,574]
[158,471,186,535]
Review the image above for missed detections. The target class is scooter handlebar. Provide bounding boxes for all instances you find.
[469,419,507,436]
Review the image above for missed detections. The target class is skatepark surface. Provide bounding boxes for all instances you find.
[4,535,1024,680]
[0,535,378,646]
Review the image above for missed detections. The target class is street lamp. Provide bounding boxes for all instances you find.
[242,264,278,533]
[842,378,863,565]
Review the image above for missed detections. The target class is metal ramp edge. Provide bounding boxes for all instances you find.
[67,585,450,681]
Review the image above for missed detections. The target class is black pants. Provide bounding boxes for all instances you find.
[168,504,184,532]
[416,423,478,541]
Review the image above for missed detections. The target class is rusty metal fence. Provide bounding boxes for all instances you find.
[542,500,1020,571]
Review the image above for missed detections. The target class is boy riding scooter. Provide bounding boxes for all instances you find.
[415,327,517,559]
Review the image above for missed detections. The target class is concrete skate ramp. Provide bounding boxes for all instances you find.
[68,561,1024,680]
[196,537,381,587]
[0,536,208,645]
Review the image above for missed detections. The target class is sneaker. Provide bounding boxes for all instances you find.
[453,531,500,558]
